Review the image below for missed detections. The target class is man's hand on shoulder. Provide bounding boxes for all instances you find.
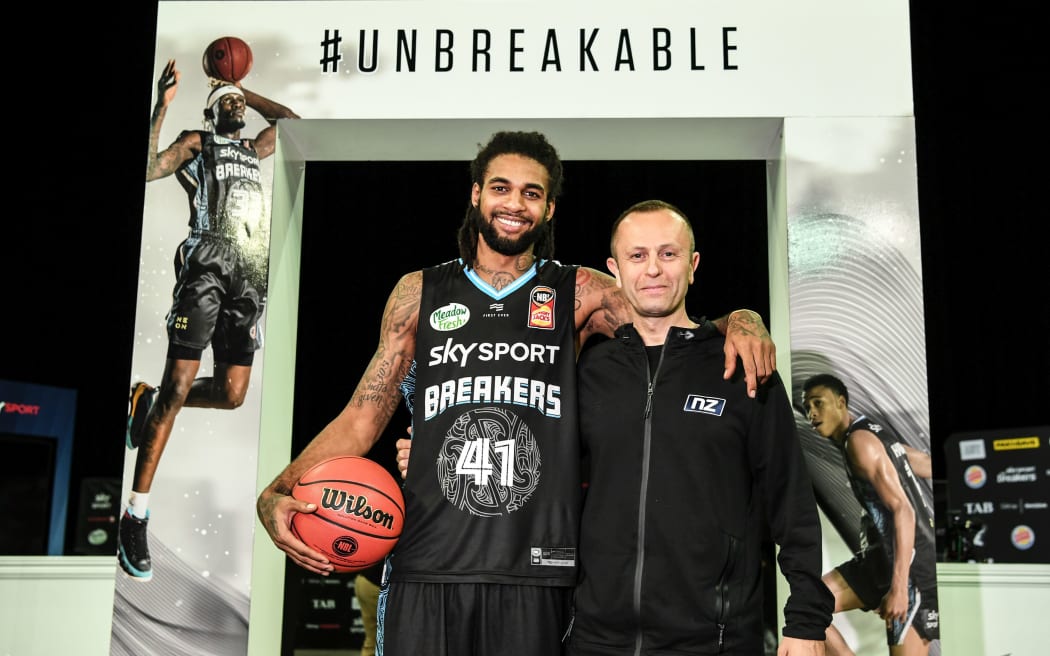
[718,309,776,398]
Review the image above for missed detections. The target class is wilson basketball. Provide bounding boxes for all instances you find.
[290,456,405,573]
[202,36,253,82]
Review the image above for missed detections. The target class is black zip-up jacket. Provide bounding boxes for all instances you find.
[567,321,832,655]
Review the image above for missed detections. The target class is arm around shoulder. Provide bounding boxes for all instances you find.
[574,266,629,344]
[711,309,776,397]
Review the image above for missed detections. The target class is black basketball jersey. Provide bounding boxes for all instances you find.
[392,259,581,587]
[844,415,938,590]
[176,130,266,242]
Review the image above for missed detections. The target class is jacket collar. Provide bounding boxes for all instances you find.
[614,317,719,345]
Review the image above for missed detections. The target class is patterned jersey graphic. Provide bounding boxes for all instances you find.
[437,407,540,517]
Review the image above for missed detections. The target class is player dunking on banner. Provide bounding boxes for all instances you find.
[119,57,299,581]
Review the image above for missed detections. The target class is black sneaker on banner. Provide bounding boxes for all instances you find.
[117,509,152,581]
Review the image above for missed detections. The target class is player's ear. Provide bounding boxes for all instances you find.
[203,108,215,121]
[471,183,480,208]
[607,257,622,287]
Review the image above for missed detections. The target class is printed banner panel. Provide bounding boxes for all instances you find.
[785,117,941,655]
[156,0,913,121]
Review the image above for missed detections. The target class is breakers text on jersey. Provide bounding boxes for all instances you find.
[426,339,563,419]
[424,376,561,420]
[215,161,262,182]
[216,146,261,181]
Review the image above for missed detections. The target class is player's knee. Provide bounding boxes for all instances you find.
[218,386,247,409]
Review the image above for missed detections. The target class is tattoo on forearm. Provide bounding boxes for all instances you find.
[349,273,418,425]
[353,347,403,421]
[726,310,770,338]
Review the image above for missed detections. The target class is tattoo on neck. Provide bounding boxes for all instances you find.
[474,255,535,290]
[488,272,515,290]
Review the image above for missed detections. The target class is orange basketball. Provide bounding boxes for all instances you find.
[202,36,253,83]
[290,456,405,573]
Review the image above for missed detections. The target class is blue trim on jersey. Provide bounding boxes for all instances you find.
[399,360,417,416]
[376,556,391,656]
[459,257,541,300]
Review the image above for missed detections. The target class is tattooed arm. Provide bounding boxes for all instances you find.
[146,59,200,182]
[257,271,420,574]
[711,309,776,398]
[574,266,631,347]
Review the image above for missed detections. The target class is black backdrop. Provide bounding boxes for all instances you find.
[2,2,1046,555]
[292,159,768,462]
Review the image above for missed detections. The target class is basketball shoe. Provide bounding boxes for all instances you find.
[118,509,152,581]
[126,382,157,449]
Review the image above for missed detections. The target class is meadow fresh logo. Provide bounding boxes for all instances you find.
[430,302,470,331]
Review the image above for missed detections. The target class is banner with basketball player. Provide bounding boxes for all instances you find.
[113,30,286,655]
[121,2,919,655]
[784,118,941,655]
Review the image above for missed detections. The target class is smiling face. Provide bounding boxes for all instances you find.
[608,208,699,323]
[470,153,554,257]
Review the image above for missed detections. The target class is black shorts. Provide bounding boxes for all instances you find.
[166,237,265,355]
[377,581,571,656]
[836,546,940,643]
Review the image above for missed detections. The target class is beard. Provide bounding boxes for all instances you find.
[214,115,246,134]
[472,205,549,257]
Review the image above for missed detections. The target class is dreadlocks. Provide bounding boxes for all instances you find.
[457,131,564,269]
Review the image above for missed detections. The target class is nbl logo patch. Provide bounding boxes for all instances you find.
[528,286,556,330]
[683,395,725,416]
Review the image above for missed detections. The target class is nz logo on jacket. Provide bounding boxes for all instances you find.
[683,394,725,416]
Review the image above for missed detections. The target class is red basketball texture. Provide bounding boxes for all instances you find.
[290,456,405,573]
[202,36,254,82]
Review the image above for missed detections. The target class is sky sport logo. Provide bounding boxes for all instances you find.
[963,464,988,489]
[0,400,41,415]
